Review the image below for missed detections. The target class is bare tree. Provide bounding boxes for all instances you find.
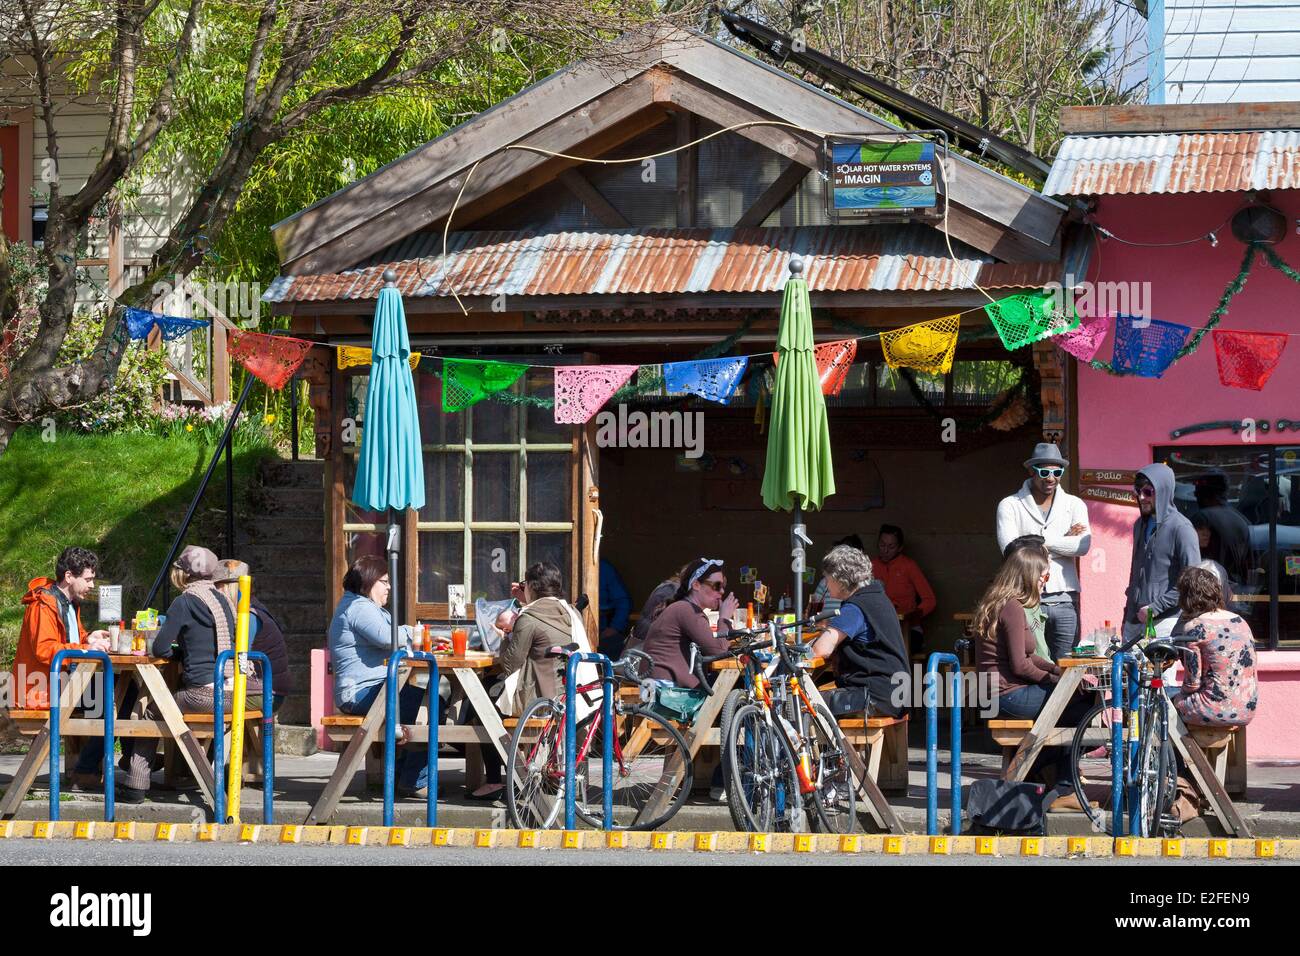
[729,0,1147,159]
[0,0,703,454]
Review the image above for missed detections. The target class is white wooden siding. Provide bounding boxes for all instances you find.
[1158,0,1300,105]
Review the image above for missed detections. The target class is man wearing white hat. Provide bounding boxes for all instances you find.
[996,443,1092,661]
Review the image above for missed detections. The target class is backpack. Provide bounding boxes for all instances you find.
[964,779,1052,835]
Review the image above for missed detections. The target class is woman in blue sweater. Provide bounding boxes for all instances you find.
[327,554,445,798]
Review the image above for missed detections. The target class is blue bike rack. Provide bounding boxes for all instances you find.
[925,652,962,836]
[382,649,439,828]
[49,649,115,823]
[563,652,615,831]
[213,650,275,825]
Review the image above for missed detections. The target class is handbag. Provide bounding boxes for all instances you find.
[651,686,709,723]
[965,779,1050,834]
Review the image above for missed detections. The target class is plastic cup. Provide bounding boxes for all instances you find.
[451,627,469,657]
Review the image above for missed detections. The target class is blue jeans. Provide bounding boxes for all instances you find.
[72,684,139,776]
[998,683,1093,785]
[1041,593,1080,662]
[339,681,431,791]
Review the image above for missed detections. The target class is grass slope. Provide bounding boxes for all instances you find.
[0,429,275,667]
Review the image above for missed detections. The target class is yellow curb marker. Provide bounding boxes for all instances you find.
[33,821,52,840]
[74,822,95,840]
[694,832,716,851]
[1021,838,1042,857]
[155,823,175,842]
[650,832,674,850]
[0,821,13,839]
[475,830,495,848]
[1256,840,1276,859]
[114,822,136,841]
[239,824,259,843]
[199,824,221,842]
[885,836,905,855]
[389,828,410,847]
[1162,840,1183,858]
[749,834,770,853]
[930,837,950,855]
[518,830,539,848]
[794,834,815,853]
[840,835,861,853]
[1068,837,1088,857]
[976,836,998,856]
[1209,839,1230,858]
[346,827,367,846]
[1115,838,1135,857]
[280,826,301,845]
[562,830,583,849]
[432,829,453,846]
[606,832,628,849]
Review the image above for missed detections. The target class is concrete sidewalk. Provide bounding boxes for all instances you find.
[6,745,1299,836]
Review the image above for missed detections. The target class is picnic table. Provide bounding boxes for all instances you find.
[0,655,235,818]
[1000,656,1250,837]
[305,651,506,824]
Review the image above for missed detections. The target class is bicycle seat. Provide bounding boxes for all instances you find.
[544,643,581,659]
[1144,641,1192,664]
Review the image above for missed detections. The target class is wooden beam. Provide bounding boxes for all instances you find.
[675,111,697,228]
[556,168,630,227]
[735,160,808,227]
[1062,102,1300,135]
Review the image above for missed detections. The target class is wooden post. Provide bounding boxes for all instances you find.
[212,319,231,405]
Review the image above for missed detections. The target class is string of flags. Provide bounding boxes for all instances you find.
[120,276,1300,419]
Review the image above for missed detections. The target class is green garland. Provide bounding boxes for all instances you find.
[1085,240,1273,376]
[898,365,1037,432]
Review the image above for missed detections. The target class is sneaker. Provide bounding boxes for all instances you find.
[397,785,429,800]
[114,785,148,805]
[709,785,726,802]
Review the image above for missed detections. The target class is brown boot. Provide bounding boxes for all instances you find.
[1049,792,1098,813]
[68,772,102,792]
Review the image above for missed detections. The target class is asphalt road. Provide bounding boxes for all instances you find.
[0,841,1291,866]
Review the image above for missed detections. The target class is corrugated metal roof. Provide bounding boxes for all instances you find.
[264,227,1059,304]
[1045,131,1300,196]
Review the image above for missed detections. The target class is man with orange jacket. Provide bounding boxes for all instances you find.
[870,524,936,658]
[11,548,113,789]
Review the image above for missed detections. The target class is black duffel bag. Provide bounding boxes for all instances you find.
[964,779,1053,835]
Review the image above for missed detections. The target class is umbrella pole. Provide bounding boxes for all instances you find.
[387,510,401,652]
[793,504,803,641]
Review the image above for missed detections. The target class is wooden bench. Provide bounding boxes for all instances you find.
[837,714,909,794]
[1187,724,1247,798]
[988,719,1035,773]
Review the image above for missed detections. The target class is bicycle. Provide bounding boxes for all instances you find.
[504,644,693,831]
[1068,629,1190,837]
[704,611,857,834]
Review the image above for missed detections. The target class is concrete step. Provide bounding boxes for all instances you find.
[242,544,324,573]
[256,487,324,517]
[241,515,324,543]
[260,458,325,490]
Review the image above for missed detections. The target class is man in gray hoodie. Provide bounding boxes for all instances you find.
[1123,463,1201,641]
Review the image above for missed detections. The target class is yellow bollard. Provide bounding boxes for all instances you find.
[225,575,253,823]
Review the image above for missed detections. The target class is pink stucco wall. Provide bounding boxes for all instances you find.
[1074,190,1300,759]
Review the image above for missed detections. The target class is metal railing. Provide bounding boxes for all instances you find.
[49,649,115,823]
[213,650,275,825]
[383,649,439,828]
[563,652,615,832]
[925,652,962,836]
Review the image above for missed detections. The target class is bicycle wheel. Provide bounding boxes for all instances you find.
[807,704,858,834]
[505,697,566,830]
[769,712,812,833]
[1069,700,1116,834]
[574,705,693,831]
[723,701,785,832]
[1138,699,1177,837]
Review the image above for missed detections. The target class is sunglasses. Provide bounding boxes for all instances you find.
[1136,485,1156,497]
[1033,467,1064,479]
[702,579,726,593]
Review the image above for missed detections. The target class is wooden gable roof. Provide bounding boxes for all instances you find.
[271,25,1067,279]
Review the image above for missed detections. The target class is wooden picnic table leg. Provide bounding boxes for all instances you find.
[452,668,511,795]
[631,669,740,828]
[133,663,220,811]
[1004,667,1084,783]
[1167,704,1251,838]
[305,668,411,825]
[800,674,904,835]
[0,662,98,819]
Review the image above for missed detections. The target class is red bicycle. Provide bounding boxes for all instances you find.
[505,645,693,831]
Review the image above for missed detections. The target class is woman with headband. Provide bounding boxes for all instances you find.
[641,558,738,688]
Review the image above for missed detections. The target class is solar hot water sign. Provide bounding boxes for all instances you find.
[826,138,940,220]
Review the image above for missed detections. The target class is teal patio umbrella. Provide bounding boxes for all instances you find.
[352,269,425,651]
[761,257,835,617]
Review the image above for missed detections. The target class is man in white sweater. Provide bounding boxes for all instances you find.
[995,443,1092,661]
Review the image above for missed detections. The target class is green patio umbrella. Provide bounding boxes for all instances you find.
[352,269,425,651]
[761,257,835,618]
